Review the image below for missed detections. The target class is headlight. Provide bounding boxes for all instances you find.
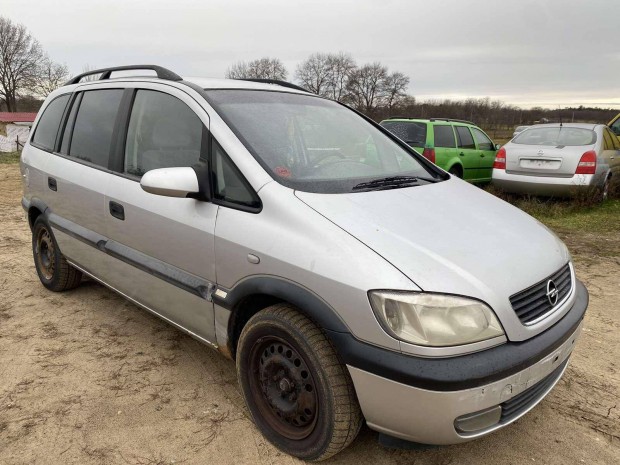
[369,291,504,347]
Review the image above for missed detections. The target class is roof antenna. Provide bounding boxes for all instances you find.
[558,105,563,127]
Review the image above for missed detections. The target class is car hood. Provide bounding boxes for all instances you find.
[295,178,571,340]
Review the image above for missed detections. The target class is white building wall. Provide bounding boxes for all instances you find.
[0,124,31,152]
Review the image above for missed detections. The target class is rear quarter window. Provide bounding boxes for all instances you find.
[31,94,71,151]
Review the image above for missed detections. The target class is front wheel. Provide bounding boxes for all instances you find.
[32,216,82,291]
[236,304,362,461]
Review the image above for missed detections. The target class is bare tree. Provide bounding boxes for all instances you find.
[226,57,288,80]
[78,64,101,82]
[326,52,356,102]
[34,57,69,97]
[382,71,410,112]
[0,17,44,111]
[347,62,388,114]
[295,53,331,96]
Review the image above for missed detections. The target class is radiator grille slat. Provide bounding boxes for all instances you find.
[510,264,572,324]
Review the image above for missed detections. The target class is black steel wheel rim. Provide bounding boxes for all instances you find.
[36,227,55,280]
[248,336,319,440]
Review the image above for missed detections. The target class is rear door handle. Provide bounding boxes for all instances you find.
[48,177,57,191]
[109,201,125,221]
[459,152,465,156]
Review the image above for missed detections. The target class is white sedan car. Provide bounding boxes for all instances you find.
[492,123,619,198]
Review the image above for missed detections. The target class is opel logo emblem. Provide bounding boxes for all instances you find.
[537,149,544,156]
[546,280,559,306]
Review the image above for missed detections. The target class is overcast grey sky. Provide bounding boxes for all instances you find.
[2,0,618,108]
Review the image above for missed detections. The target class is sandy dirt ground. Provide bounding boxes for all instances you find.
[1,163,619,465]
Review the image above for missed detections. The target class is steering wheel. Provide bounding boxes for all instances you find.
[312,152,346,166]
[310,159,377,177]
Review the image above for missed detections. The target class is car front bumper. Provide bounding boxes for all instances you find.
[327,280,588,445]
[492,169,597,196]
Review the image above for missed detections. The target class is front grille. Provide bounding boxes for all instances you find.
[510,264,572,324]
[500,359,568,422]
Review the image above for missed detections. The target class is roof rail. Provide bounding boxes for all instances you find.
[429,118,474,125]
[65,65,183,85]
[237,78,309,93]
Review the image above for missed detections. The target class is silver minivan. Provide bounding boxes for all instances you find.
[21,65,588,461]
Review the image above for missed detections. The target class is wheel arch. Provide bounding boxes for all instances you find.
[25,198,49,231]
[215,276,350,359]
[446,161,463,177]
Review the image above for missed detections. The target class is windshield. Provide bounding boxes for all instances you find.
[205,90,438,193]
[513,127,596,146]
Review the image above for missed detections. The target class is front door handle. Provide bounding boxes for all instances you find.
[48,177,57,191]
[459,152,465,157]
[480,153,485,157]
[109,201,125,221]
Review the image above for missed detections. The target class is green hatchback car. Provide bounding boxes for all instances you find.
[380,118,499,182]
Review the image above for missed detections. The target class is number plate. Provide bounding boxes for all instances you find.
[520,159,561,170]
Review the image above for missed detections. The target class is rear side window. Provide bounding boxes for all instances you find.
[381,121,427,146]
[608,128,620,150]
[603,129,615,150]
[433,125,455,148]
[455,126,476,149]
[471,127,494,150]
[70,90,124,167]
[31,94,71,151]
[124,90,204,176]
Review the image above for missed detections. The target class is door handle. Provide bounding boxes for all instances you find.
[109,201,125,221]
[459,152,465,156]
[480,153,485,157]
[48,177,57,191]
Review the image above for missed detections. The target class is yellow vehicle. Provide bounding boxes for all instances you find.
[609,113,620,141]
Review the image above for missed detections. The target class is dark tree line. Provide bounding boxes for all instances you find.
[223,53,616,128]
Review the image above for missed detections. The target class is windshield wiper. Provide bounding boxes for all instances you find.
[352,175,438,191]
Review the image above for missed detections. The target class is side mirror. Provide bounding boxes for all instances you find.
[140,167,200,198]
[495,143,502,150]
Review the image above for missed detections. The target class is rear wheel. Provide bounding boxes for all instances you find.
[32,216,82,292]
[449,165,463,178]
[236,304,362,461]
[601,177,610,201]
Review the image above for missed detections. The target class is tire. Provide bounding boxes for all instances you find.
[236,304,362,461]
[601,177,610,202]
[32,216,82,292]
[449,165,463,178]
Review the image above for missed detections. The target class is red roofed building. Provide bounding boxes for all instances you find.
[0,112,38,124]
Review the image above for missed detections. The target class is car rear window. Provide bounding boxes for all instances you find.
[433,125,455,148]
[513,127,597,146]
[380,121,427,146]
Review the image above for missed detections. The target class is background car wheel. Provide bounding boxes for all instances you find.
[601,177,610,201]
[32,216,82,292]
[449,165,463,178]
[236,304,362,461]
